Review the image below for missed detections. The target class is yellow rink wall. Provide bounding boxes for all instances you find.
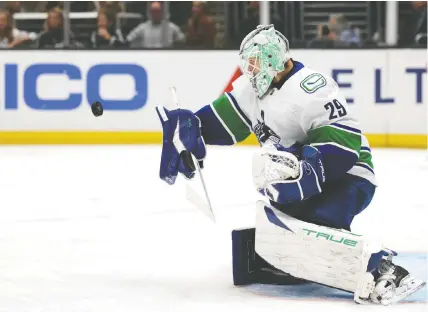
[0,132,425,148]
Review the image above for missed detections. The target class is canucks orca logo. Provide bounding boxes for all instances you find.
[253,110,281,144]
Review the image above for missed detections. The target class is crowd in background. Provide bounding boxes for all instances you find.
[0,1,426,49]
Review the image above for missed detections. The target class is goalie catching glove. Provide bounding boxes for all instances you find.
[156,106,206,185]
[253,143,326,204]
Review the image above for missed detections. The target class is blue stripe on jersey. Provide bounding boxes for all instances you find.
[195,104,235,146]
[355,163,375,174]
[226,92,252,127]
[361,146,371,152]
[314,144,359,181]
[331,123,361,134]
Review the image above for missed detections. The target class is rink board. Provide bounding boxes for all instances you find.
[0,49,425,147]
[0,131,426,148]
[245,253,427,304]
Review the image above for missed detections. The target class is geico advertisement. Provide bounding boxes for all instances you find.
[3,63,147,110]
[0,50,425,132]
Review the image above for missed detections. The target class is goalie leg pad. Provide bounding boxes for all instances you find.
[231,228,307,286]
[255,200,386,296]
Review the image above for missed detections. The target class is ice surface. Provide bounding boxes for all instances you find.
[0,145,425,312]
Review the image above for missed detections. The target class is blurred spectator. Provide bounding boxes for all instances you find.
[398,1,427,46]
[413,1,427,44]
[0,9,37,48]
[45,2,62,11]
[307,24,335,48]
[126,1,184,48]
[1,1,21,15]
[100,1,124,15]
[90,10,124,48]
[186,1,216,48]
[36,7,76,48]
[318,24,333,41]
[327,14,361,46]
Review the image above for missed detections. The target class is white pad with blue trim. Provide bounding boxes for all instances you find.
[254,200,387,301]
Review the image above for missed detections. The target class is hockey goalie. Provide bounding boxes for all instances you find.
[155,25,426,305]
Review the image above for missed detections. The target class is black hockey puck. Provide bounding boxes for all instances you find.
[91,101,103,117]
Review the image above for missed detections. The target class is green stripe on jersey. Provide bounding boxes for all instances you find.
[358,149,374,169]
[308,125,361,154]
[212,94,251,143]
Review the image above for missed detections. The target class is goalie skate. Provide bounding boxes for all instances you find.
[367,258,426,305]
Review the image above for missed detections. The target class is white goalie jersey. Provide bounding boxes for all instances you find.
[208,61,376,186]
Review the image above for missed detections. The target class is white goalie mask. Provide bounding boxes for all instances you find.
[239,25,291,98]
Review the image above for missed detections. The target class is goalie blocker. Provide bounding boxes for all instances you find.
[231,201,426,305]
